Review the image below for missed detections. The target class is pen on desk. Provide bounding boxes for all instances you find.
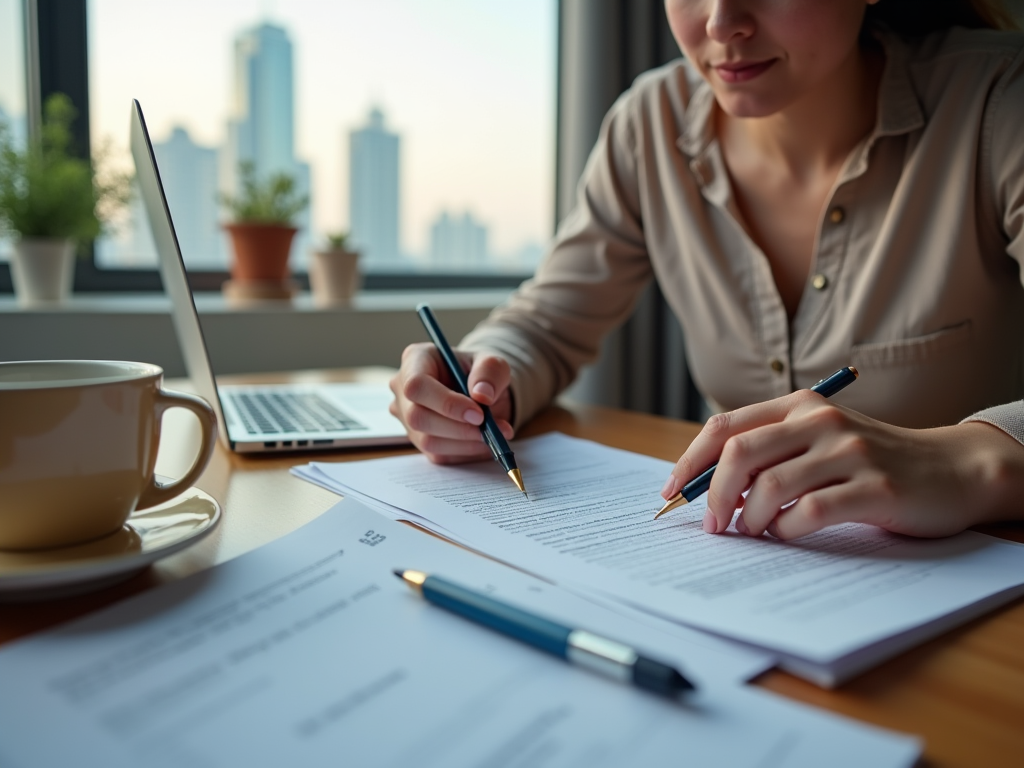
[393,569,696,697]
[416,303,528,498]
[655,366,859,520]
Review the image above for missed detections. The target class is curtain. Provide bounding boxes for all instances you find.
[555,0,704,421]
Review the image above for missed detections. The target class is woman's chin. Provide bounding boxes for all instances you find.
[713,92,788,119]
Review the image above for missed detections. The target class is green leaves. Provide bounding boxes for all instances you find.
[220,161,309,225]
[0,94,127,242]
[325,231,350,250]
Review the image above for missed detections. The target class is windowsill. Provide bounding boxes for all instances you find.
[0,288,513,314]
[0,289,510,377]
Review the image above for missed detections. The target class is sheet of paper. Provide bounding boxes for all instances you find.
[291,463,774,684]
[0,500,919,768]
[302,433,1024,664]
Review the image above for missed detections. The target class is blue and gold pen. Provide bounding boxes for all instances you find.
[394,569,696,697]
[417,303,527,497]
[655,366,859,519]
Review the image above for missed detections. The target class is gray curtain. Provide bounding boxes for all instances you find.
[556,0,704,421]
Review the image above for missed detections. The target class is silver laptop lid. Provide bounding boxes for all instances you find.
[130,99,231,446]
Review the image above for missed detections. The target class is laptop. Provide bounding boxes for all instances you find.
[130,99,410,453]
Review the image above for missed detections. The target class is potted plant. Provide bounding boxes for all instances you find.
[310,231,361,306]
[0,94,127,306]
[219,161,308,302]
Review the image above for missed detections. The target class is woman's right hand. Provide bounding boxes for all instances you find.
[389,342,514,464]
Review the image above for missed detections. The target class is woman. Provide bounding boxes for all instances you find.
[390,0,1024,541]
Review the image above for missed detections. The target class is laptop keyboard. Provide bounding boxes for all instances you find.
[229,391,367,435]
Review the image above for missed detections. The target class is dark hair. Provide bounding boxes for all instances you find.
[865,0,1020,36]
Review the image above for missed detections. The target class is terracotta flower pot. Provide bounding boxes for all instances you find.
[224,223,297,282]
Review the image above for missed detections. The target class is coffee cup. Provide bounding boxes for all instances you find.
[0,360,217,550]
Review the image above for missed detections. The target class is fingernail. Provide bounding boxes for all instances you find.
[472,382,495,401]
[735,516,749,535]
[702,511,717,533]
[661,477,676,497]
[463,409,483,425]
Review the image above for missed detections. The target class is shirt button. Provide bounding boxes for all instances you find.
[812,274,829,290]
[829,207,845,224]
[769,358,785,374]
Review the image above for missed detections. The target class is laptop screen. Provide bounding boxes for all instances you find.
[130,99,231,443]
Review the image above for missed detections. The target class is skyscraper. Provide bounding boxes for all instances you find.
[154,127,224,267]
[429,211,489,268]
[349,108,400,267]
[222,22,312,266]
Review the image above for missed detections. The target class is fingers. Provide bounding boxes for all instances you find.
[467,354,511,407]
[703,418,816,533]
[765,481,884,540]
[390,343,514,464]
[736,447,854,536]
[663,390,820,500]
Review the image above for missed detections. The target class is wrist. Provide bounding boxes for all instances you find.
[958,422,1024,526]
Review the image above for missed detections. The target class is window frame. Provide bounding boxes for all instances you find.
[2,0,543,294]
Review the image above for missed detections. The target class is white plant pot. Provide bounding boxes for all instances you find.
[310,249,361,306]
[10,238,76,306]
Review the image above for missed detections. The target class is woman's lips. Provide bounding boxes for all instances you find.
[713,59,776,83]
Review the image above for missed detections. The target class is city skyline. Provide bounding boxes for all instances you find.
[87,0,555,265]
[431,211,488,268]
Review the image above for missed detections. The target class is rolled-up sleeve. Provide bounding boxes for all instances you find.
[961,47,1024,444]
[459,91,655,428]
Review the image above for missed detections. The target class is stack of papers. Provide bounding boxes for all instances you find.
[293,432,1024,686]
[0,501,921,767]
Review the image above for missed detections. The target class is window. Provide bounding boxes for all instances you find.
[86,0,556,286]
[0,0,26,267]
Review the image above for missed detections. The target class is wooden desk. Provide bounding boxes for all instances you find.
[3,368,1023,767]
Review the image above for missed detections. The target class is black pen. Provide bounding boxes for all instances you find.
[416,304,527,498]
[394,569,695,697]
[655,366,859,519]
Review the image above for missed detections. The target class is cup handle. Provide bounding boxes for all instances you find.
[136,388,218,510]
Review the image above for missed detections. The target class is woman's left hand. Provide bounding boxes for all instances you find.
[661,390,1024,540]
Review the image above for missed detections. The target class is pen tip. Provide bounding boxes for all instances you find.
[508,468,527,496]
[672,670,696,693]
[654,493,686,520]
[392,569,405,580]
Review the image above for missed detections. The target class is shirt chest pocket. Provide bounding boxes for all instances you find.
[850,320,973,369]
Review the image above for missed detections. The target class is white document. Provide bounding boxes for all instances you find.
[291,463,775,685]
[0,500,920,768]
[297,432,1024,683]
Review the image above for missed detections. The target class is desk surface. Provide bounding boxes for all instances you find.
[3,368,1023,767]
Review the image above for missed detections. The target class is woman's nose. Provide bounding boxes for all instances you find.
[705,0,756,44]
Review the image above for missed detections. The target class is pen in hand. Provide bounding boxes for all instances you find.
[415,303,528,498]
[394,569,696,697]
[655,366,859,519]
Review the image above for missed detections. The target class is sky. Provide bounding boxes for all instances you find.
[0,0,24,123]
[86,0,557,258]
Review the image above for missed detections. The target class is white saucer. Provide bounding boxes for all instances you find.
[0,483,221,601]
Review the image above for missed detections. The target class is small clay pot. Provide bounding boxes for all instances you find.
[310,248,361,306]
[224,223,297,282]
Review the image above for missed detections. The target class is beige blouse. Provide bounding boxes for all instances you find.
[462,27,1024,442]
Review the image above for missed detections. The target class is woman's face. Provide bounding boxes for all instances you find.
[665,0,875,117]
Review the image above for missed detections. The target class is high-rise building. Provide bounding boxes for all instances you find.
[153,127,224,267]
[429,211,488,268]
[349,108,400,267]
[222,22,312,267]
